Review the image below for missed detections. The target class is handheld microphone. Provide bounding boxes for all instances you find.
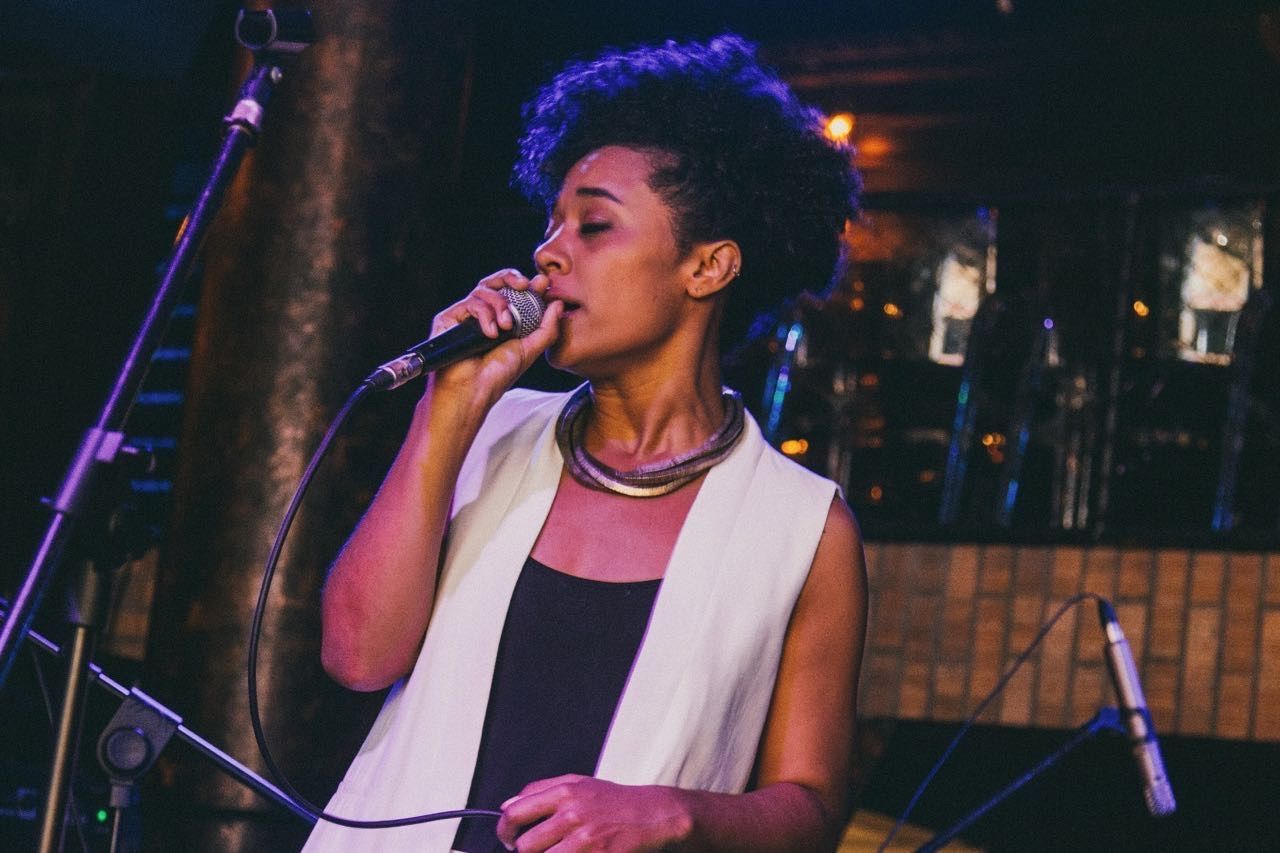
[1097,599,1177,816]
[362,287,545,391]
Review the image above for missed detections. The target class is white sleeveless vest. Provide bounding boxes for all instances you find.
[303,388,837,851]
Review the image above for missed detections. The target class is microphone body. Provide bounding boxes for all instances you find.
[364,287,545,391]
[1098,600,1177,816]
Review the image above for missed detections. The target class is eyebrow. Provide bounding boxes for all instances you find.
[575,186,622,204]
[548,186,624,224]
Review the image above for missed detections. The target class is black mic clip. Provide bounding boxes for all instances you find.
[235,8,316,57]
[226,9,316,138]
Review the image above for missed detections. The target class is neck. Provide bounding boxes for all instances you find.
[577,296,728,468]
[582,360,726,468]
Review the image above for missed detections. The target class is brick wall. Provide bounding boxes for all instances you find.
[858,543,1280,741]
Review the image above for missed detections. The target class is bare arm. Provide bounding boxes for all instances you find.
[496,495,869,851]
[676,495,868,850]
[320,271,562,691]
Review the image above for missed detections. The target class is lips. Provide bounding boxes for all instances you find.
[553,296,582,315]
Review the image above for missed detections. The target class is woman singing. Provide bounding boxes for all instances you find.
[305,34,867,852]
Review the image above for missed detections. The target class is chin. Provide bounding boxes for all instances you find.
[544,340,586,376]
[544,338,626,381]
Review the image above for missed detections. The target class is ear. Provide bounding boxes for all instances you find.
[684,240,742,300]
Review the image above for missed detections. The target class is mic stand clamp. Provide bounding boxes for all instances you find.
[916,708,1126,853]
[0,604,316,847]
[96,689,180,853]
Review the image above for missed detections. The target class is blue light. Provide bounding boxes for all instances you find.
[1003,480,1020,515]
[136,391,184,406]
[783,322,803,352]
[766,366,791,437]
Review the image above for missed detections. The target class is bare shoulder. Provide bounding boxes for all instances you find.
[800,495,868,621]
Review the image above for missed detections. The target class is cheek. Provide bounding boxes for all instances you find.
[557,235,688,350]
[549,279,685,368]
[604,273,685,334]
[624,243,687,301]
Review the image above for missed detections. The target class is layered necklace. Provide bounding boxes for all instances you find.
[555,384,745,498]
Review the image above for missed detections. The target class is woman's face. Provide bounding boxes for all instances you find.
[534,145,695,377]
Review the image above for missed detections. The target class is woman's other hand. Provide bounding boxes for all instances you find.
[496,775,692,852]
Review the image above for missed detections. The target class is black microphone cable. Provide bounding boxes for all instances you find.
[876,591,1105,852]
[246,378,500,830]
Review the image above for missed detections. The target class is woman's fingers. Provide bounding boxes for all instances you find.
[478,268,530,291]
[472,286,516,334]
[422,269,560,407]
[504,813,575,852]
[432,270,534,338]
[528,272,551,298]
[496,776,581,850]
[517,299,563,362]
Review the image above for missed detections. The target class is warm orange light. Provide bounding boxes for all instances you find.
[857,135,892,159]
[1133,300,1150,318]
[918,469,938,484]
[869,485,884,501]
[981,432,1006,447]
[883,302,902,318]
[825,112,855,142]
[850,296,865,311]
[860,373,879,388]
[779,438,809,456]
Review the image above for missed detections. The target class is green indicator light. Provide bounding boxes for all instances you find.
[96,809,109,823]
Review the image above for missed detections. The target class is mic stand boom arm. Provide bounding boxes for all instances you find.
[916,708,1125,853]
[0,12,302,689]
[0,10,314,851]
[4,604,314,827]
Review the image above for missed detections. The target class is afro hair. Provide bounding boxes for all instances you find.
[513,34,861,342]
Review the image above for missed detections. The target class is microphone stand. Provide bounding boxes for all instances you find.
[915,708,1126,853]
[0,10,314,851]
[3,604,314,851]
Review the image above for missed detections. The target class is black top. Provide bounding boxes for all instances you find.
[452,556,662,852]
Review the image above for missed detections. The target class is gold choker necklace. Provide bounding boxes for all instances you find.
[555,385,745,497]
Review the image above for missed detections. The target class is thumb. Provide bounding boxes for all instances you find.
[515,298,564,366]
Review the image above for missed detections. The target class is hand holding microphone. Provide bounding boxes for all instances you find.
[363,271,560,392]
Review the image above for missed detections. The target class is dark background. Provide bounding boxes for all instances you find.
[3,1,1279,850]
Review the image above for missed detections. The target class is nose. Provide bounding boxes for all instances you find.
[533,223,569,276]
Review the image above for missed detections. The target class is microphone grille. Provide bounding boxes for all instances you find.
[1146,779,1177,816]
[500,286,545,338]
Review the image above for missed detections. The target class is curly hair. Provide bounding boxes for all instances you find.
[513,34,861,342]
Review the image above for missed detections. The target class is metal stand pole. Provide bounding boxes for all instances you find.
[0,10,315,850]
[38,552,122,851]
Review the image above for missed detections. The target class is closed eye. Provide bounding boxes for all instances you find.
[580,222,611,236]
